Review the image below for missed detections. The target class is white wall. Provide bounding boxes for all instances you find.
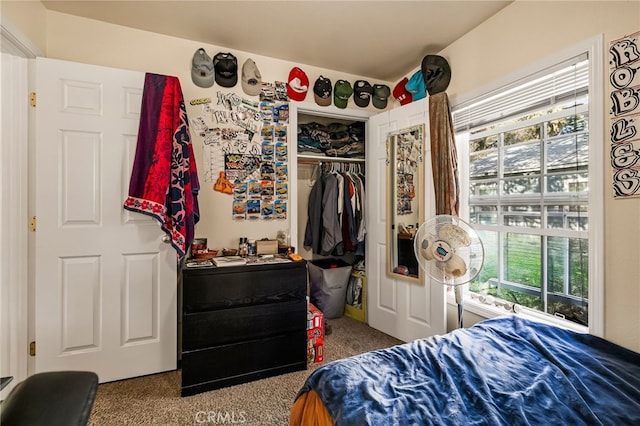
[1,1,47,54]
[441,0,640,351]
[38,10,393,254]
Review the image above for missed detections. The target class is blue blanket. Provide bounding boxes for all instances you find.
[297,316,640,425]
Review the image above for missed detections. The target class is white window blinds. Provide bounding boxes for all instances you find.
[453,54,589,133]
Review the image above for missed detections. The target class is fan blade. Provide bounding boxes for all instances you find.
[439,223,471,248]
[419,237,435,260]
[444,253,467,278]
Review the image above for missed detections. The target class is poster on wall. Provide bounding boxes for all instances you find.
[609,30,640,198]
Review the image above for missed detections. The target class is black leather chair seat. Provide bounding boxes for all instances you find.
[1,371,98,426]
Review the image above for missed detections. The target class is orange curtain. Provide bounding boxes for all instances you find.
[428,92,459,216]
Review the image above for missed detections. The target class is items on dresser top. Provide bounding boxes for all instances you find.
[186,254,294,268]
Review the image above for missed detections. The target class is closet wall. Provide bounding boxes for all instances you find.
[296,163,319,259]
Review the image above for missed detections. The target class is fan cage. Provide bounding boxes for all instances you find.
[413,215,485,286]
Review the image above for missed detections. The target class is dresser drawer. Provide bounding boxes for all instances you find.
[183,262,307,313]
[181,331,307,396]
[183,299,306,350]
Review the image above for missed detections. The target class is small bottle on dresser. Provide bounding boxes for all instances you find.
[238,237,249,257]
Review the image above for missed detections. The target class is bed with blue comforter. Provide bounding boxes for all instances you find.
[290,316,640,425]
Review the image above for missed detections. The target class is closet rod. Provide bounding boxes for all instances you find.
[297,157,365,165]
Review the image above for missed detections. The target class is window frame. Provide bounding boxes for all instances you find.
[451,36,604,335]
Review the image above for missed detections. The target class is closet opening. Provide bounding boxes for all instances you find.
[292,107,371,323]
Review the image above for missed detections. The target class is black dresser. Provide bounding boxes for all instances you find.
[180,260,308,396]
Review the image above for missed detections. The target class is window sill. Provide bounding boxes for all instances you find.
[447,292,589,335]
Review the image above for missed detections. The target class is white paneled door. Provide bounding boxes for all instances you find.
[34,58,177,382]
[366,98,446,342]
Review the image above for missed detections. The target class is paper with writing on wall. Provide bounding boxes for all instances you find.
[610,30,640,198]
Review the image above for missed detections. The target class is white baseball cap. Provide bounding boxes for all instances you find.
[241,58,262,96]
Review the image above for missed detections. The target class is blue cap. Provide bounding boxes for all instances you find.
[405,70,426,101]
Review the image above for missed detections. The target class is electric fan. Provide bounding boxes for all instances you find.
[413,214,485,328]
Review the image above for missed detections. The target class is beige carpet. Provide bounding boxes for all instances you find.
[88,316,403,425]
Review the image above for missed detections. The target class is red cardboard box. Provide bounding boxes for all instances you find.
[307,302,324,365]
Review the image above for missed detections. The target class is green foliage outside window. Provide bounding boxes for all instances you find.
[468,110,589,327]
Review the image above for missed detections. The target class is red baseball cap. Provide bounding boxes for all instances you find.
[393,77,412,105]
[287,67,309,102]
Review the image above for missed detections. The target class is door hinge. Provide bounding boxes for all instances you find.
[30,216,36,232]
[30,92,36,107]
[29,341,36,356]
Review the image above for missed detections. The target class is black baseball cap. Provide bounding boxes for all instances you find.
[353,80,373,107]
[213,52,238,88]
[313,75,332,107]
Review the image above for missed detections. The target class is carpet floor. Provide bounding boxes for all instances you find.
[88,316,403,425]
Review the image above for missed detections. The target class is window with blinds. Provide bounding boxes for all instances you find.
[452,54,592,327]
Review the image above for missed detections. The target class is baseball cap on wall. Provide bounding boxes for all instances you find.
[287,67,309,101]
[191,48,214,88]
[334,80,353,109]
[372,84,391,109]
[213,52,238,88]
[393,77,412,105]
[353,80,373,107]
[405,70,426,101]
[313,76,332,107]
[241,58,262,96]
[421,55,452,95]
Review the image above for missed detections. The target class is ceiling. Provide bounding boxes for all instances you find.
[41,0,513,82]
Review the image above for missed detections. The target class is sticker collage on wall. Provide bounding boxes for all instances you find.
[189,86,289,220]
[386,124,425,216]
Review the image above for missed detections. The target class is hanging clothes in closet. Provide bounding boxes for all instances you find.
[304,162,366,256]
